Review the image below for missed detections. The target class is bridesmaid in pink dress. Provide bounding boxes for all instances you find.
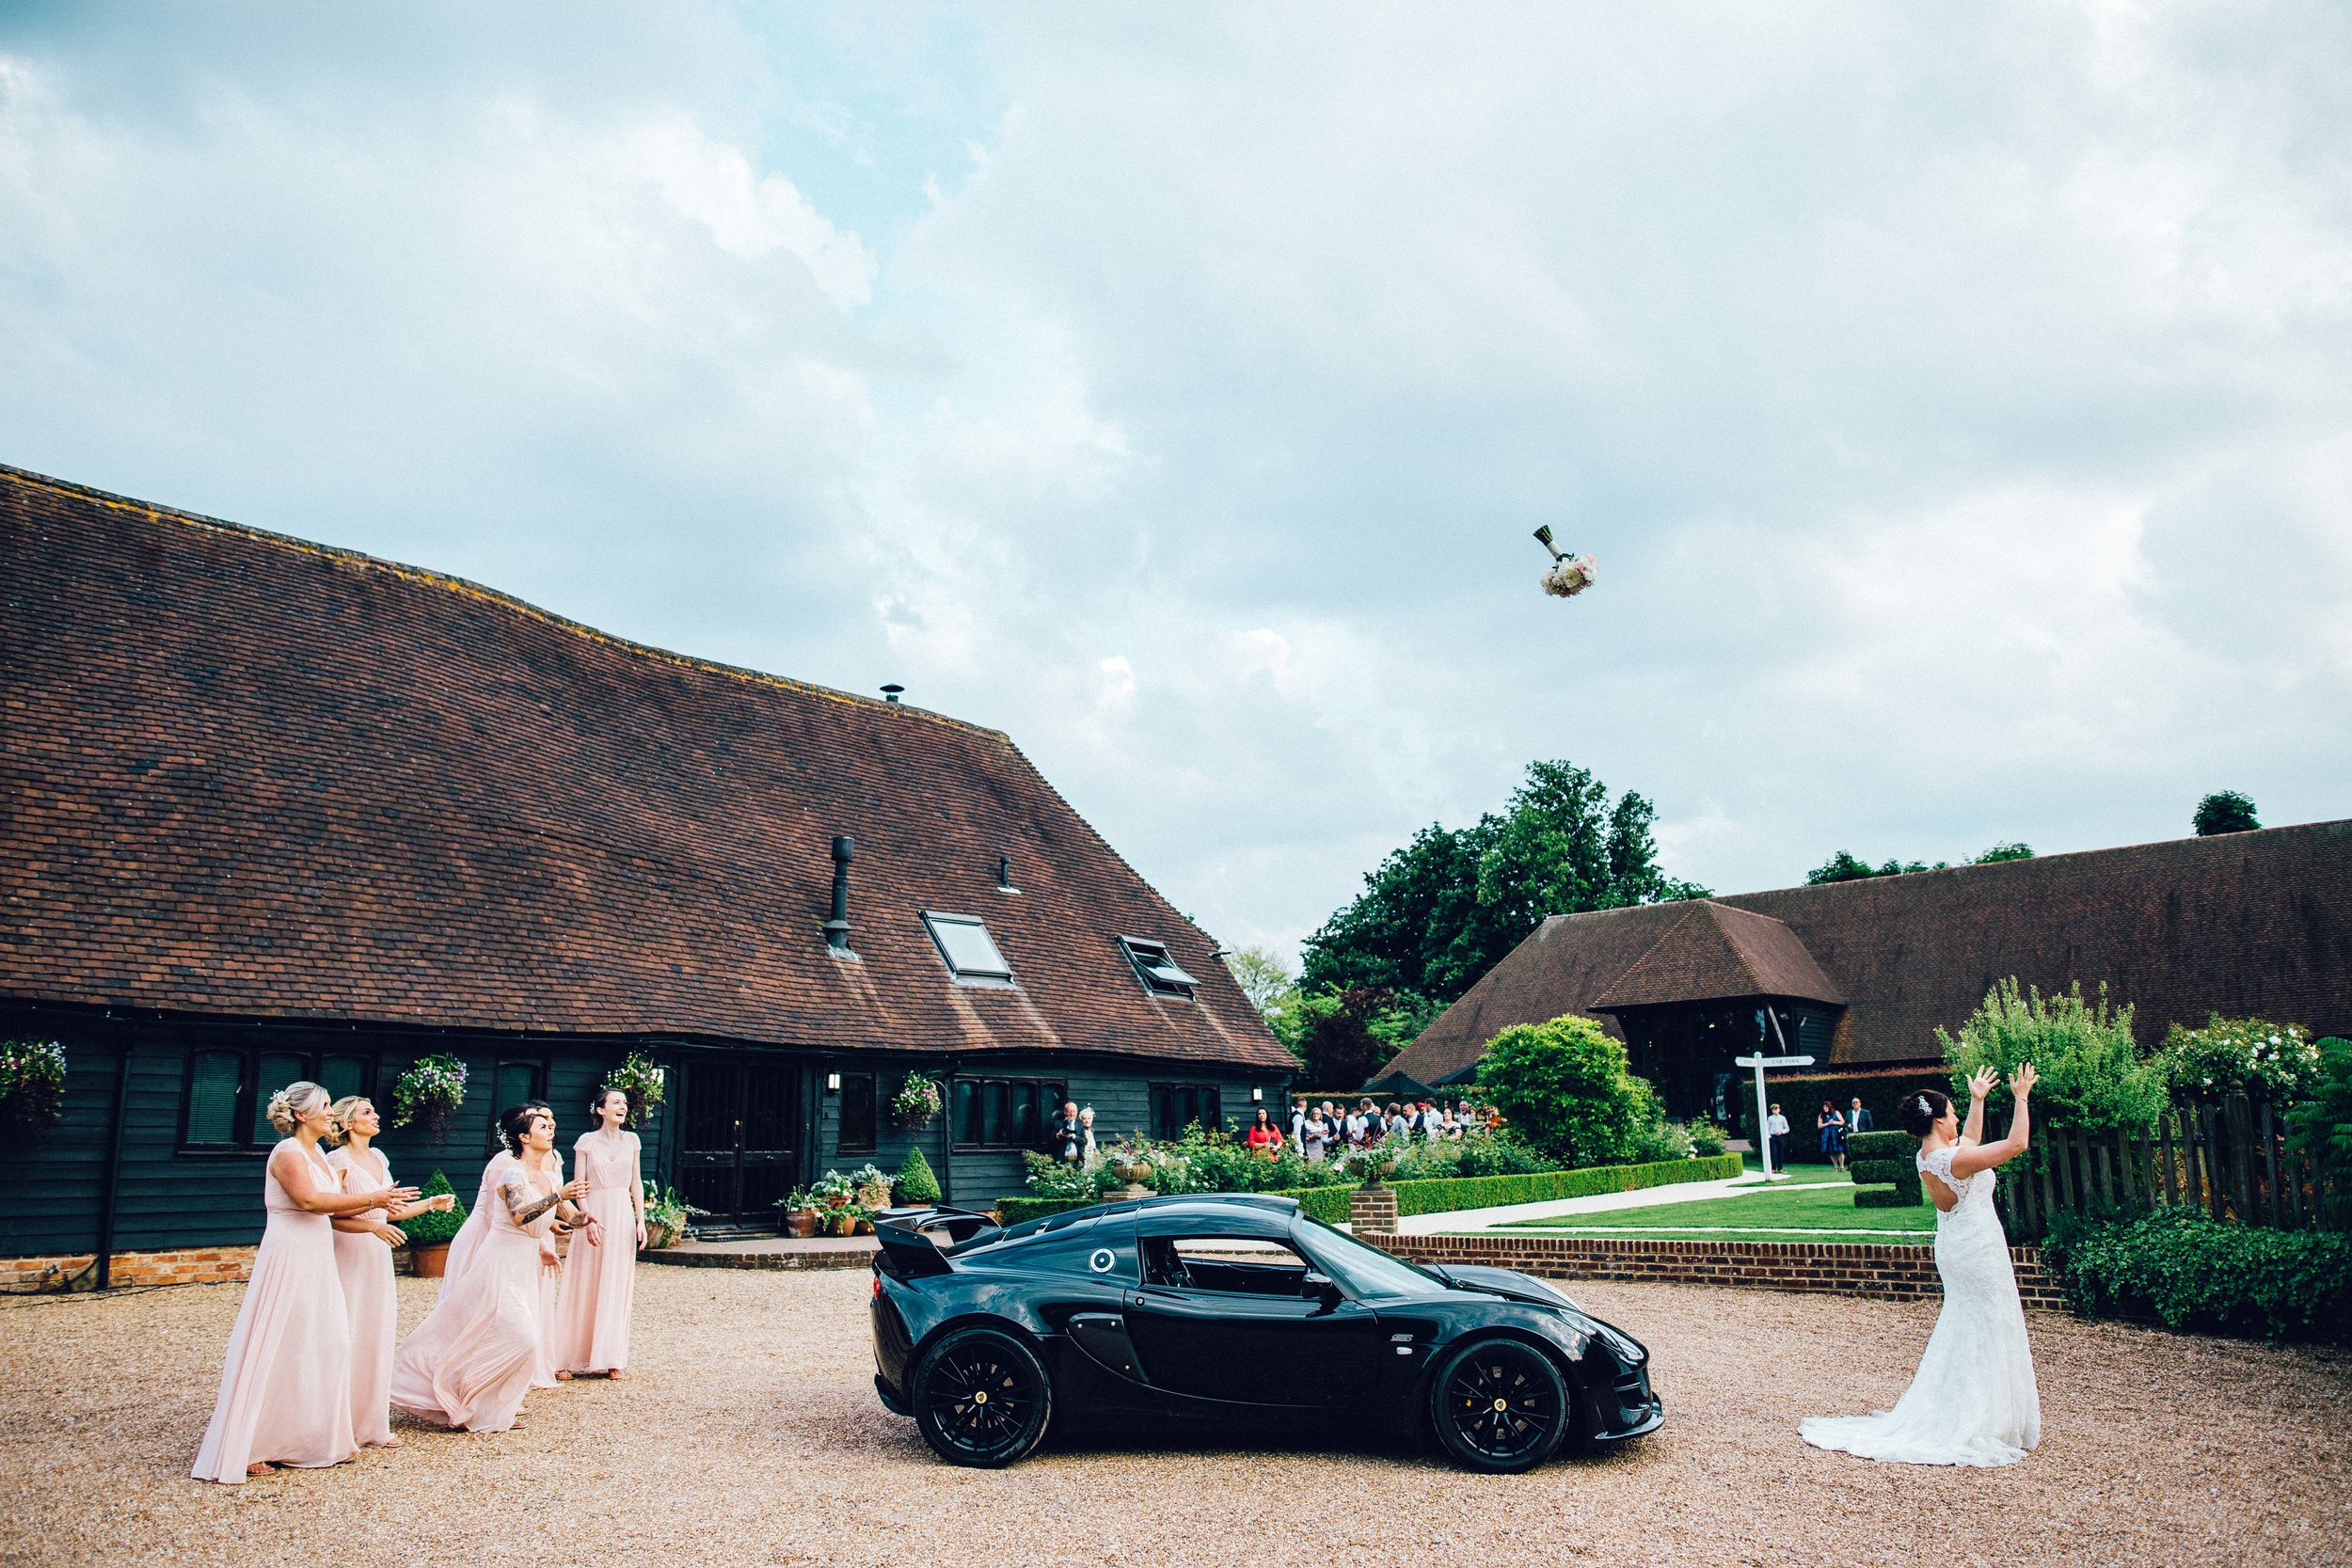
[325,1095,453,1449]
[551,1087,645,1379]
[389,1104,585,1433]
[192,1082,418,1483]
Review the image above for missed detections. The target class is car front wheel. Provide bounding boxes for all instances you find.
[1429,1337,1571,1474]
[911,1326,1053,1467]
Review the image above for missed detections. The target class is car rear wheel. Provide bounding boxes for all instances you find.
[911,1327,1053,1467]
[1429,1337,1570,1474]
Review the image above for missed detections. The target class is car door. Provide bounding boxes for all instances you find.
[1122,1228,1389,1406]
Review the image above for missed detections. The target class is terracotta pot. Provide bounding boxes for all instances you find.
[829,1212,856,1237]
[644,1221,678,1251]
[783,1209,818,1239]
[409,1242,452,1278]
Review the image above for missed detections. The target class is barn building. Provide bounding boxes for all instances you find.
[1376,819,2352,1129]
[0,464,1292,1284]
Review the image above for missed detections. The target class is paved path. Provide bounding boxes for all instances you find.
[1395,1171,1837,1234]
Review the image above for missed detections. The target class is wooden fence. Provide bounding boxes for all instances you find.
[1997,1097,2342,1237]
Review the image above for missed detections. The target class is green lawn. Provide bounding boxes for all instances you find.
[1736,1155,1851,1186]
[1496,1173,1935,1243]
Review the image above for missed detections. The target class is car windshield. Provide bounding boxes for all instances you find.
[1295,1216,1451,1300]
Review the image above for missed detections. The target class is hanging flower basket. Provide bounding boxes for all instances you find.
[0,1039,67,1130]
[890,1071,943,1131]
[608,1051,667,1128]
[389,1053,469,1135]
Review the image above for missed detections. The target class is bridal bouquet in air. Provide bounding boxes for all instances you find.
[1532,525,1597,598]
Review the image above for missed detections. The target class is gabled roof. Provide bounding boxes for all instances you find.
[1589,900,1842,1010]
[0,464,1290,1071]
[1379,817,2352,1086]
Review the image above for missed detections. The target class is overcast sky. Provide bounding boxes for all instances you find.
[6,3,2349,967]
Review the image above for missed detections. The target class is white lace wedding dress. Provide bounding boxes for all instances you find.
[1799,1143,2041,1466]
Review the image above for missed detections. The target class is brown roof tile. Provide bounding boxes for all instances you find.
[0,464,1290,1070]
[1590,900,1843,1010]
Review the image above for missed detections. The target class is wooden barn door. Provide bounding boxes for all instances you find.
[676,1057,802,1221]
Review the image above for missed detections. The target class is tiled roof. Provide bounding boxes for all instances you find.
[1589,900,1843,1010]
[0,464,1291,1071]
[1381,818,2352,1085]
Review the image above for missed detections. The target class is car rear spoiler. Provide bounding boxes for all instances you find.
[871,1205,1000,1278]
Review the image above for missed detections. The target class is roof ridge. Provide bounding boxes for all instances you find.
[0,459,1011,745]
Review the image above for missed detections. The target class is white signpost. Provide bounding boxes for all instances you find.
[1734,1043,1816,1180]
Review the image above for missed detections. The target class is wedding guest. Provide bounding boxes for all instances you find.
[326,1095,451,1448]
[1848,1097,1874,1134]
[551,1087,644,1381]
[1049,1101,1084,1163]
[389,1105,585,1433]
[1300,1107,1329,1164]
[516,1112,577,1389]
[1819,1100,1849,1172]
[192,1082,416,1483]
[1078,1104,1099,1164]
[1767,1102,1791,1169]
[1288,1098,1308,1149]
[1245,1107,1283,1154]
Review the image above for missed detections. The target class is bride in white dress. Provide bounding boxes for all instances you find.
[1801,1063,2042,1467]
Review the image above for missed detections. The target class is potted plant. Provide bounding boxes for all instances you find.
[607,1051,667,1129]
[388,1053,469,1136]
[776,1186,820,1239]
[895,1147,942,1206]
[889,1071,943,1132]
[850,1162,893,1212]
[0,1038,66,1131]
[642,1183,694,1250]
[402,1170,468,1276]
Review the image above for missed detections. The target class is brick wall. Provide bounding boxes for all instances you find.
[0,1245,257,1291]
[1375,1232,2064,1310]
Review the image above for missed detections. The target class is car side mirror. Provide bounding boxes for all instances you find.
[1301,1270,1342,1306]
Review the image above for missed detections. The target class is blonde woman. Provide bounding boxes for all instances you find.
[389,1104,585,1433]
[325,1095,453,1448]
[550,1086,644,1379]
[192,1082,418,1483]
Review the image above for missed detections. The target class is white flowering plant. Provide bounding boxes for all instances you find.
[389,1052,469,1133]
[1540,553,1598,598]
[889,1071,943,1130]
[0,1038,67,1127]
[2157,1015,2322,1104]
[607,1051,665,1127]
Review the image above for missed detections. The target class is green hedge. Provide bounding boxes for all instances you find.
[2042,1211,2352,1344]
[1846,1130,1922,1209]
[993,1154,1740,1229]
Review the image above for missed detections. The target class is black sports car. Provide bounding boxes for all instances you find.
[869,1192,1663,1472]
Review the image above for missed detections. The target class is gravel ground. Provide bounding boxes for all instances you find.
[3,1269,2347,1568]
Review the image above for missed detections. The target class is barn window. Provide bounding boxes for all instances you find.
[1118,936,1200,999]
[923,911,1014,985]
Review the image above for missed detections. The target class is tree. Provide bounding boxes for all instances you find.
[1219,944,1299,1022]
[2194,791,2260,836]
[1975,842,2034,863]
[1294,987,1409,1088]
[1301,759,1708,1005]
[1479,1014,1664,1168]
[1935,979,2167,1135]
[1806,850,1936,885]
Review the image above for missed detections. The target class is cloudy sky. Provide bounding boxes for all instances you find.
[6,3,2349,965]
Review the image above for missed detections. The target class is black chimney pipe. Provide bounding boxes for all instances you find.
[824,835,857,958]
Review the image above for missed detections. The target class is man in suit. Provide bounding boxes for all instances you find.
[1848,1097,1874,1134]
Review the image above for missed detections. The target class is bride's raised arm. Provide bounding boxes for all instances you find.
[1950,1064,2036,1180]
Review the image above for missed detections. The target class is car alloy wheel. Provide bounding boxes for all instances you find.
[911,1326,1053,1468]
[1430,1338,1570,1474]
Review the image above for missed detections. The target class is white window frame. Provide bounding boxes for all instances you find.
[922,911,1015,986]
[1118,936,1200,999]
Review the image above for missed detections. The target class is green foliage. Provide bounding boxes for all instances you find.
[995,1153,1741,1228]
[1853,1186,1927,1210]
[2287,1038,2352,1229]
[2193,790,2260,836]
[1021,1151,1123,1201]
[2042,1210,2352,1343]
[1480,1014,1669,1168]
[1844,1130,1915,1162]
[1300,758,1708,1006]
[1845,1131,1924,1207]
[389,1053,469,1132]
[605,1051,665,1125]
[1290,986,1437,1085]
[1937,979,2166,1135]
[401,1170,467,1245]
[1975,842,2034,863]
[2155,1015,2323,1103]
[642,1182,698,1241]
[894,1147,941,1205]
[1219,944,1300,1026]
[1848,1158,1909,1186]
[1685,1118,1728,1159]
[0,1038,67,1127]
[1808,842,2031,885]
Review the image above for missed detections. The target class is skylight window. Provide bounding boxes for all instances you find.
[1118,936,1200,999]
[923,911,1013,985]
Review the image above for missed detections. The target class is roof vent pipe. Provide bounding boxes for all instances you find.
[996,853,1019,894]
[824,835,858,959]
[881,684,904,704]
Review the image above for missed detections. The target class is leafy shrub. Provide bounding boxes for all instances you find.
[2193,789,2260,836]
[1938,979,2166,1135]
[401,1170,467,1246]
[0,1038,66,1127]
[1686,1119,1728,1159]
[1022,1151,1122,1201]
[2287,1037,2352,1230]
[1845,1130,1923,1208]
[2042,1210,2352,1343]
[1480,1014,1670,1168]
[894,1147,941,1205]
[2156,1015,2323,1103]
[389,1053,469,1132]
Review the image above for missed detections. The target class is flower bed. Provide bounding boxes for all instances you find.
[996,1152,1740,1227]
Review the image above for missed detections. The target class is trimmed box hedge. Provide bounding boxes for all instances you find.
[994,1153,1742,1229]
[1846,1129,1922,1208]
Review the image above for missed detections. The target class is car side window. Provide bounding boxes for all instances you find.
[997,1224,1136,1283]
[1143,1236,1311,1295]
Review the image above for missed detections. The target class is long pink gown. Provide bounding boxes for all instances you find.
[530,1149,563,1390]
[388,1152,557,1433]
[550,1129,642,1374]
[325,1144,400,1448]
[190,1140,356,1482]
